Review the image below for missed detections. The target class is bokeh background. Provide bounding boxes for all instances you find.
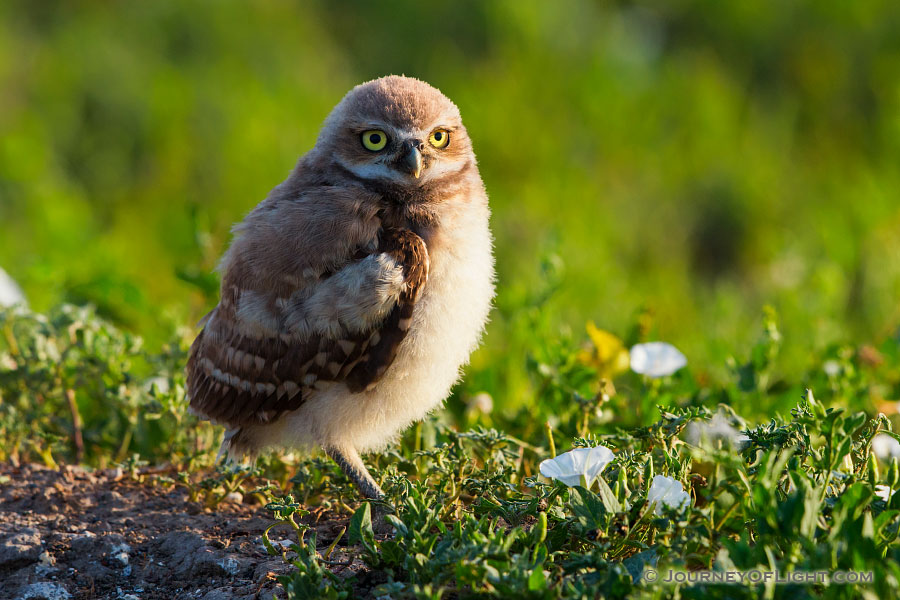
[2,0,900,413]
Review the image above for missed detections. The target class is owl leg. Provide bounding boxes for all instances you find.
[324,445,384,500]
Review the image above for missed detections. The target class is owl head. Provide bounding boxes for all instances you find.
[316,76,474,187]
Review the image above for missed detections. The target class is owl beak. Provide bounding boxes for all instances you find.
[400,141,424,179]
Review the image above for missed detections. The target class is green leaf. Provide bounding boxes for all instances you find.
[379,539,406,566]
[596,477,622,514]
[844,412,867,436]
[384,514,407,537]
[348,502,374,549]
[873,510,899,540]
[528,566,547,591]
[786,471,819,541]
[862,511,875,540]
[623,549,658,583]
[570,486,607,530]
[840,483,875,521]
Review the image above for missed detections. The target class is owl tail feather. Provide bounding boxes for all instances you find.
[216,427,255,464]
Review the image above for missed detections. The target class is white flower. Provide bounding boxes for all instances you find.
[0,267,26,308]
[683,413,750,450]
[822,360,841,377]
[876,485,895,502]
[467,392,494,415]
[630,342,687,378]
[539,446,615,488]
[142,376,171,394]
[871,434,900,461]
[647,475,690,514]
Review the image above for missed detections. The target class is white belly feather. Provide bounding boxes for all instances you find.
[259,196,494,454]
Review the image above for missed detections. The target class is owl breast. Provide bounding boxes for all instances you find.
[270,189,495,453]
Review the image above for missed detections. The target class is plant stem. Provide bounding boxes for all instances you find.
[66,388,84,463]
[546,422,556,458]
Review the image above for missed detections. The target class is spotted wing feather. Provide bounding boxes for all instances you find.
[186,227,429,426]
[345,228,429,391]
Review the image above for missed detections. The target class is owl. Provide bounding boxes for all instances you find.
[186,76,495,499]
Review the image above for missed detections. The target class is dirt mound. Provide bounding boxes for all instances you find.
[0,464,346,600]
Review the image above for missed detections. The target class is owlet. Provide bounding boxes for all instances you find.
[186,75,495,499]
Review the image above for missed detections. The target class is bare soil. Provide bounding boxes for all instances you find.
[0,463,357,600]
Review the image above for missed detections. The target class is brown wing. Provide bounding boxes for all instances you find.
[344,227,429,392]
[186,227,429,427]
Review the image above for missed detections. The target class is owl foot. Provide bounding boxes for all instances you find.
[324,445,395,534]
[324,445,384,500]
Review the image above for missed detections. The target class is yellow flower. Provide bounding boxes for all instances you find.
[578,322,631,379]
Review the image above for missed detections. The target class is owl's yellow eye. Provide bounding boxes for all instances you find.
[361,130,388,151]
[429,129,450,149]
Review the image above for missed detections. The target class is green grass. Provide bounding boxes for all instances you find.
[3,301,900,598]
[272,399,900,600]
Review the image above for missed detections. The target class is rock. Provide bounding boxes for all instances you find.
[156,531,205,557]
[103,468,124,482]
[98,490,124,504]
[69,532,132,575]
[108,541,131,567]
[35,550,57,576]
[155,530,246,579]
[69,532,96,554]
[16,581,71,600]
[217,556,241,576]
[0,528,42,570]
[188,549,238,579]
[93,534,132,568]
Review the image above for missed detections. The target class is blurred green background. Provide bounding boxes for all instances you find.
[2,0,900,411]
